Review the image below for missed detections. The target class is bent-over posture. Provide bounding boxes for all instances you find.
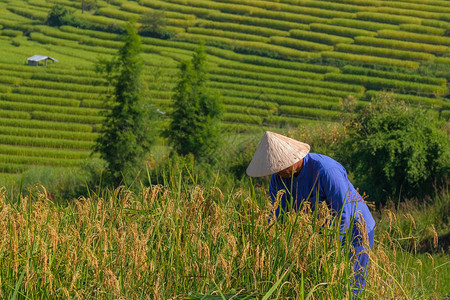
[246,131,375,295]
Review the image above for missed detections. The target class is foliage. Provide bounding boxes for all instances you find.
[45,5,80,27]
[94,22,156,185]
[379,190,450,254]
[338,92,449,203]
[82,0,98,13]
[4,158,105,201]
[139,11,173,39]
[166,42,223,162]
[288,123,347,158]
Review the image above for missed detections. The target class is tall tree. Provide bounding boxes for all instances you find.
[167,42,223,161]
[94,22,155,184]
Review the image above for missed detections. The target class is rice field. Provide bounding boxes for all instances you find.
[0,0,448,173]
[0,175,448,298]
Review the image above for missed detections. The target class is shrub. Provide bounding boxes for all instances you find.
[45,4,80,27]
[82,0,98,12]
[338,92,449,203]
[139,11,174,39]
[17,159,105,200]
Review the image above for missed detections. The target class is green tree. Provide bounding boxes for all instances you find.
[45,4,79,27]
[94,22,155,184]
[139,11,173,39]
[338,92,449,203]
[81,0,97,13]
[167,42,223,161]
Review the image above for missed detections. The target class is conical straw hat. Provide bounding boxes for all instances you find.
[246,131,310,177]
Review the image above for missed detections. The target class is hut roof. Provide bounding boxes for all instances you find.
[27,55,59,62]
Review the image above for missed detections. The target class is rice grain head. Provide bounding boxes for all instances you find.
[104,268,121,296]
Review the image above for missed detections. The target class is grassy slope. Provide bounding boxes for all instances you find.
[0,0,448,175]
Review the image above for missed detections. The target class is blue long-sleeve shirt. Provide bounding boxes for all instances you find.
[269,153,375,234]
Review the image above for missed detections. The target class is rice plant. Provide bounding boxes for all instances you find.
[0,172,445,298]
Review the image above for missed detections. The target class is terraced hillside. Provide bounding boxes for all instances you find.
[0,0,449,176]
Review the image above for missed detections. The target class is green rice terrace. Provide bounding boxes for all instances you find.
[0,0,449,177]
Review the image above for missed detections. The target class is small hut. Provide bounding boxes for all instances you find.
[27,55,59,67]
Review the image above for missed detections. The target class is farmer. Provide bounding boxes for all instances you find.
[246,131,375,295]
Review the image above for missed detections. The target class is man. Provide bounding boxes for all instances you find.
[246,131,375,295]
